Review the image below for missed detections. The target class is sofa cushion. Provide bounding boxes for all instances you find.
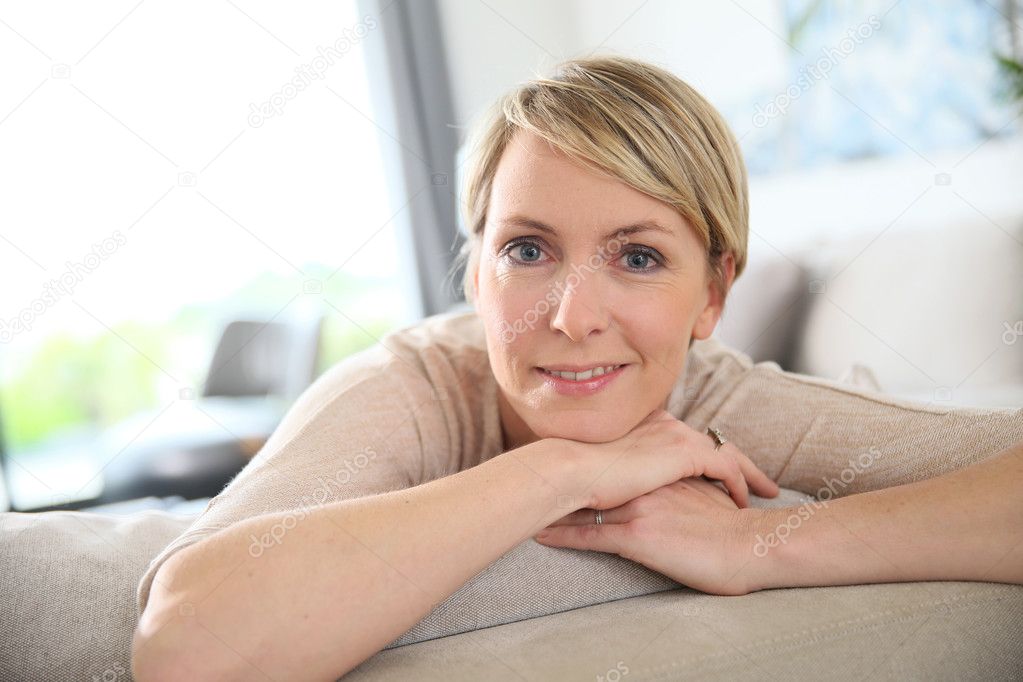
[345,581,1023,680]
[4,485,1020,680]
[713,240,809,368]
[792,214,1023,396]
[1,489,810,679]
[387,488,812,648]
[0,509,195,681]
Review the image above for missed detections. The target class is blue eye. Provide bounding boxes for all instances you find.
[621,247,662,271]
[503,239,547,264]
[516,242,542,262]
[502,239,663,272]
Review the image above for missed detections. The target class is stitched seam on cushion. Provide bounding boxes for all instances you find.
[772,413,822,485]
[636,588,1013,677]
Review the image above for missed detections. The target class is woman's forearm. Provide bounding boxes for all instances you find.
[132,439,580,682]
[750,440,1023,591]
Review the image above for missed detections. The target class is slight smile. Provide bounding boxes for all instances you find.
[534,363,630,396]
[538,364,626,381]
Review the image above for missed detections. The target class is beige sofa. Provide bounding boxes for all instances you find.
[3,493,1021,681]
[3,207,1021,680]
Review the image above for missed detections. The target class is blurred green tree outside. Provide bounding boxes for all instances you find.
[1,264,400,455]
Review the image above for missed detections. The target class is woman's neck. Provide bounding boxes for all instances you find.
[498,388,538,452]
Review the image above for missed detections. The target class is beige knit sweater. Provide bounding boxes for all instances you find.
[135,310,1023,646]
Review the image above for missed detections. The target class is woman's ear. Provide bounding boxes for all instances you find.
[691,251,736,341]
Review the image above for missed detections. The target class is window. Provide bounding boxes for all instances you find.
[736,0,1021,174]
[0,1,416,510]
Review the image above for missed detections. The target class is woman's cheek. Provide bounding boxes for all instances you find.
[480,294,538,352]
[618,286,691,347]
[494,280,553,333]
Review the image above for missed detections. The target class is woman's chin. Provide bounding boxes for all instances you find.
[535,416,632,444]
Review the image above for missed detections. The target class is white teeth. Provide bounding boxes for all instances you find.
[543,365,620,381]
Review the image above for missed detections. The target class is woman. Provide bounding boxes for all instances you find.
[131,55,1023,680]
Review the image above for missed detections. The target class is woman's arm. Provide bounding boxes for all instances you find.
[749,440,1023,590]
[131,439,579,682]
[534,430,1022,596]
[677,339,1023,499]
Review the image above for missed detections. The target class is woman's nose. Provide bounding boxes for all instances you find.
[549,270,609,342]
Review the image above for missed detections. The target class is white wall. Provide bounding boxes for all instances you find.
[436,0,1020,253]
[437,0,579,127]
[438,0,787,131]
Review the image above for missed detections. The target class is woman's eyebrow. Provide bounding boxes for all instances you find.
[497,215,677,242]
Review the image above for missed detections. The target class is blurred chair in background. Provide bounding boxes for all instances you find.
[5,313,326,513]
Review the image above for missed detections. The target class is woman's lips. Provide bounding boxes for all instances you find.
[534,364,628,396]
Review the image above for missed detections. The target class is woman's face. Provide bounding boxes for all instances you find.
[474,129,730,450]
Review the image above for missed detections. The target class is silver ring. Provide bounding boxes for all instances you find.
[595,509,603,525]
[707,426,727,450]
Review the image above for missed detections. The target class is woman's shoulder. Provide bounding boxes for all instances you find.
[383,308,489,360]
[313,309,499,464]
[253,309,497,484]
[270,310,489,435]
[678,335,758,388]
[318,309,489,386]
[669,336,773,421]
[372,309,492,392]
[381,309,500,468]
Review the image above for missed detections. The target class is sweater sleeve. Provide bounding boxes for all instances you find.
[134,340,453,616]
[676,338,1023,498]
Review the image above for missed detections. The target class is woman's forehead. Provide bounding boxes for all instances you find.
[492,147,680,230]
[494,130,613,190]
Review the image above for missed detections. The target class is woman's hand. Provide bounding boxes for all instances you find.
[563,408,779,511]
[534,476,769,596]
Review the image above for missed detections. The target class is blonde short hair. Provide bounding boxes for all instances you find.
[448,54,749,306]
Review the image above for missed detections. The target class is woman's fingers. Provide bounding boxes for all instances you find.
[546,505,625,527]
[695,428,777,504]
[545,508,599,527]
[541,477,735,538]
[747,463,780,498]
[699,445,750,508]
[534,521,630,556]
[735,452,780,498]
